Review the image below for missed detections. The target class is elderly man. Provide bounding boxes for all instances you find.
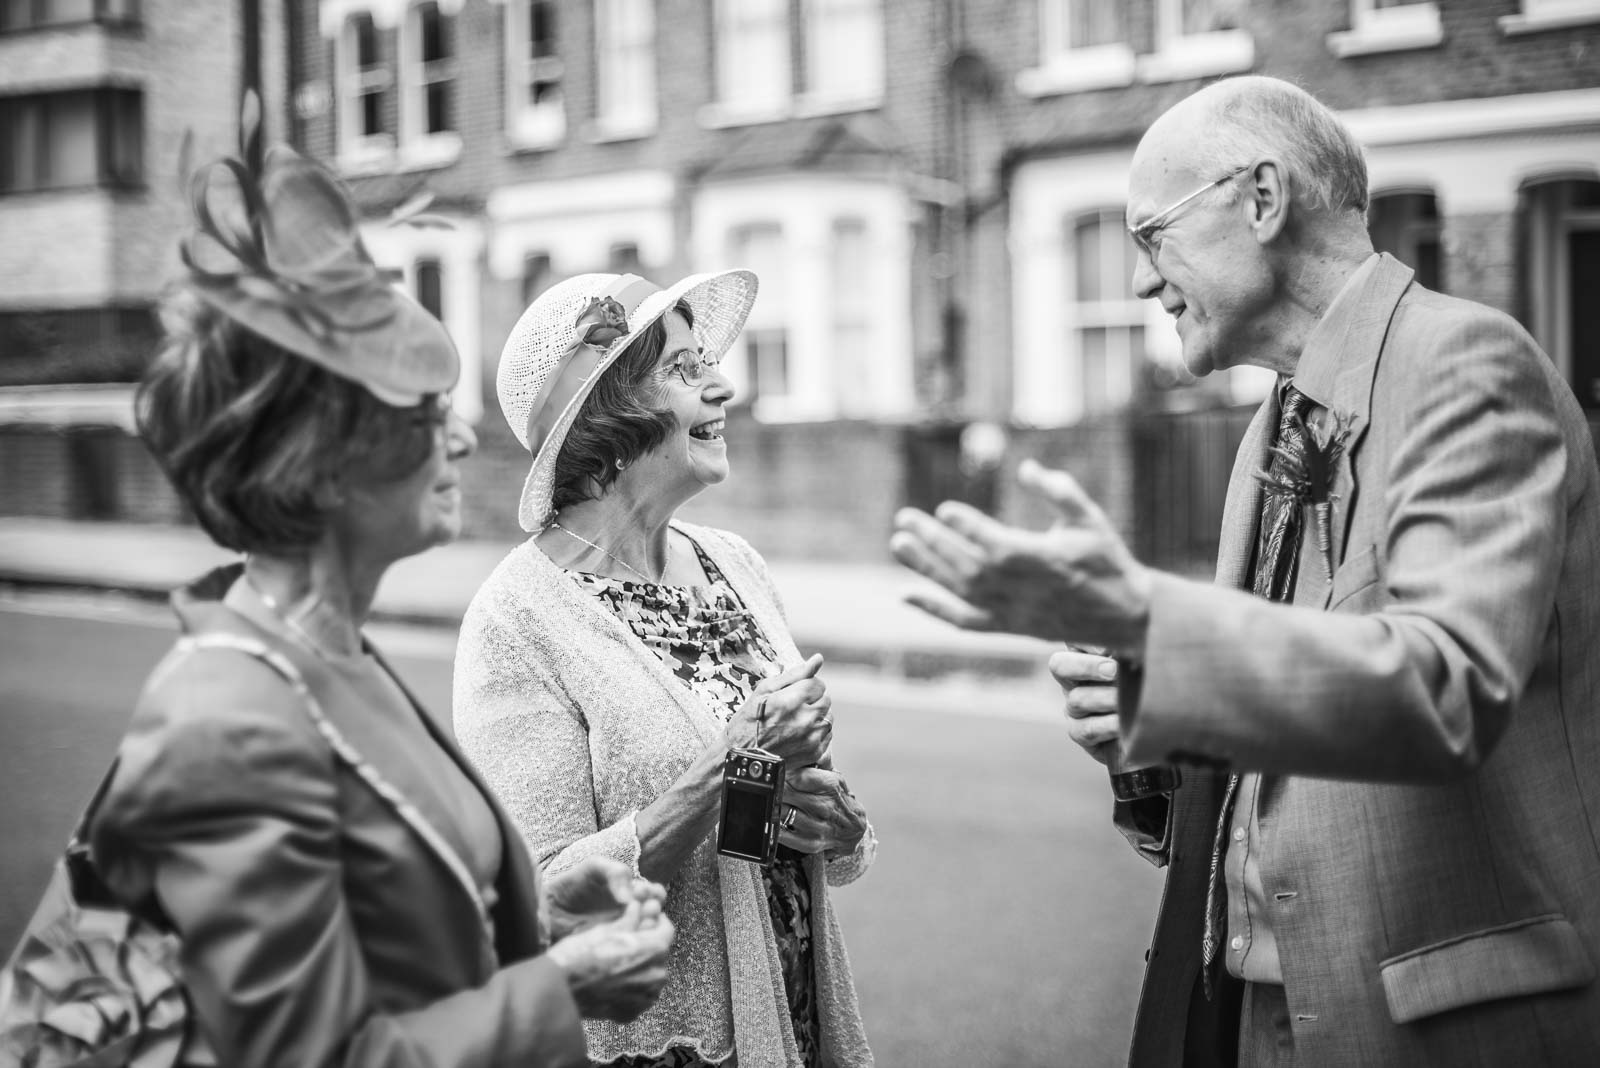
[892,76,1600,1065]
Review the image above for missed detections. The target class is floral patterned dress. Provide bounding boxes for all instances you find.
[569,541,821,1068]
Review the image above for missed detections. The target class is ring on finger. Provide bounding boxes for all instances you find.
[782,804,798,830]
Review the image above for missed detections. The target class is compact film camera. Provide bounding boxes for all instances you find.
[716,745,786,866]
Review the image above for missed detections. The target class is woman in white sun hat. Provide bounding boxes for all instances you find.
[453,271,876,1068]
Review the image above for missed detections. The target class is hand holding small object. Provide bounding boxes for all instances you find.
[1050,647,1123,768]
[544,855,669,941]
[778,767,868,858]
[546,898,676,1022]
[890,460,1154,658]
[725,653,832,767]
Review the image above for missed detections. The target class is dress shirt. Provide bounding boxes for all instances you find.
[1223,254,1382,983]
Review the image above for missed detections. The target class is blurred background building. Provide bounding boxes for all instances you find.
[2,0,1597,569]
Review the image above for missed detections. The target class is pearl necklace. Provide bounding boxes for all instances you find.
[550,520,661,584]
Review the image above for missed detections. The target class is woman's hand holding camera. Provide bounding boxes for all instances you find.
[779,767,868,859]
[545,876,676,1023]
[725,653,833,767]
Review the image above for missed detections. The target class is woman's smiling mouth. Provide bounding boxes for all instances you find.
[689,418,724,442]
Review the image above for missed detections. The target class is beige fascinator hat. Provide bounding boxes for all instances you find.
[498,269,758,532]
[179,100,458,406]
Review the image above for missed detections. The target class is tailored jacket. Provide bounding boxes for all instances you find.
[453,522,875,1068]
[90,565,587,1068]
[1119,254,1600,1066]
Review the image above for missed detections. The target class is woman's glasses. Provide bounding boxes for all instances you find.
[665,350,722,388]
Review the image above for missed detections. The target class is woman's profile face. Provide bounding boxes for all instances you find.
[630,310,735,501]
[337,396,477,563]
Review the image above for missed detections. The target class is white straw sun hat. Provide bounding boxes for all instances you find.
[497,269,758,532]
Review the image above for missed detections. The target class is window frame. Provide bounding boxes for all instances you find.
[709,0,792,125]
[1500,0,1600,35]
[0,86,144,196]
[1137,0,1255,84]
[336,11,395,168]
[799,0,884,113]
[1016,0,1135,97]
[1326,0,1442,57]
[0,0,140,35]
[396,0,460,166]
[592,0,657,139]
[505,0,566,150]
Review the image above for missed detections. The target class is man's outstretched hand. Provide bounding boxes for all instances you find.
[889,459,1154,658]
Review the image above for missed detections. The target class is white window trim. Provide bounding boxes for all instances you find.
[502,0,566,150]
[799,0,885,112]
[485,170,676,281]
[361,217,486,424]
[1327,1,1443,58]
[1499,0,1600,35]
[592,0,658,141]
[395,2,462,169]
[1137,0,1254,84]
[690,176,913,423]
[710,0,793,126]
[335,14,396,172]
[1017,44,1136,97]
[1017,1,1136,97]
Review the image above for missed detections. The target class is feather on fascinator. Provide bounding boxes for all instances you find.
[178,93,458,406]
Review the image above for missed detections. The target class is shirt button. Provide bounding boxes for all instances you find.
[1230,935,1244,951]
[1233,827,1246,842]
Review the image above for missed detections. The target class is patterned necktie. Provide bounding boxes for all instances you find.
[1199,384,1311,997]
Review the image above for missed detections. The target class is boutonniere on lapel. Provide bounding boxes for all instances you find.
[1255,407,1353,580]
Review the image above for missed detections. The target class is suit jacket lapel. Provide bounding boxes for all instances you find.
[1292,253,1414,596]
[1216,391,1279,590]
[365,641,549,960]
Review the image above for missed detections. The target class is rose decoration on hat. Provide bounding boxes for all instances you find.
[575,296,631,350]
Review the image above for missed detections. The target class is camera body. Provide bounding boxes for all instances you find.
[716,746,786,866]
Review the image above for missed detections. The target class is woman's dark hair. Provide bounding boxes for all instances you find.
[550,299,693,513]
[136,291,441,553]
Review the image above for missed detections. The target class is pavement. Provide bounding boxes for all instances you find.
[0,517,1059,685]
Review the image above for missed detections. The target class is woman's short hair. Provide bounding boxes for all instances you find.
[551,300,694,513]
[137,291,440,553]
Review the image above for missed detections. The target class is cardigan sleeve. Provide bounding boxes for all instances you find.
[91,651,587,1068]
[453,590,644,879]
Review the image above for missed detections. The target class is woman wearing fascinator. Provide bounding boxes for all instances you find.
[452,274,875,1067]
[3,118,679,1067]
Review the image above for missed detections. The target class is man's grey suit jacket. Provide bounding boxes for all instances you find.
[1120,254,1600,1066]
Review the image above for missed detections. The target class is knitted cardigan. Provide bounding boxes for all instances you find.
[452,521,874,1068]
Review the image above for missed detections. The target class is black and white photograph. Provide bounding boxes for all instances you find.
[2,1,1599,1065]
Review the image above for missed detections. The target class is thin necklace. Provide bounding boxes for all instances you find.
[550,520,661,584]
[243,567,360,661]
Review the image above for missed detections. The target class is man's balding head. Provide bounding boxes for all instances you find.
[1136,76,1369,219]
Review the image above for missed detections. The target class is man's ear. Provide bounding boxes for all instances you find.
[1247,158,1291,245]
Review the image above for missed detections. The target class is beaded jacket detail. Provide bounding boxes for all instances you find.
[452,523,874,1068]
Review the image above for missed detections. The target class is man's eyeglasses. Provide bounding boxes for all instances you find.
[664,349,721,388]
[1127,167,1248,260]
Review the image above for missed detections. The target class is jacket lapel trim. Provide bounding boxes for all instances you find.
[365,642,547,956]
[1292,253,1414,592]
[1215,391,1279,590]
[176,629,498,948]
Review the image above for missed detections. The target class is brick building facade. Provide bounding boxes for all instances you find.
[3,1,1597,568]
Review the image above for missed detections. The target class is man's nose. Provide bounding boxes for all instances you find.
[1131,247,1162,300]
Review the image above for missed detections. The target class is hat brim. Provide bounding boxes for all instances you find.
[517,268,758,531]
[190,280,459,407]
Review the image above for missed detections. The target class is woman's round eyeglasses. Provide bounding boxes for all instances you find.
[664,349,722,388]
